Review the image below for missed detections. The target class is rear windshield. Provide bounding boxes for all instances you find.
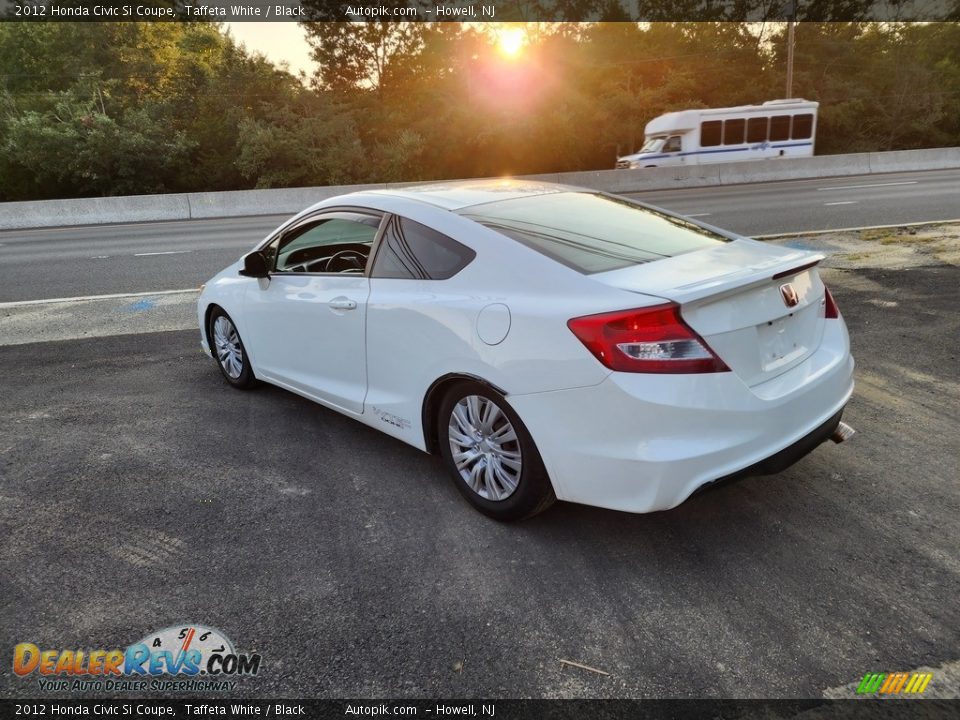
[460,191,730,274]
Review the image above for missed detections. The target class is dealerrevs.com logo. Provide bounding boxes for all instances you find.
[13,624,262,692]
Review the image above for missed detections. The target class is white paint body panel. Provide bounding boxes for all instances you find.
[197,179,854,514]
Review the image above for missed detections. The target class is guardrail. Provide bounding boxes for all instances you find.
[2,147,959,231]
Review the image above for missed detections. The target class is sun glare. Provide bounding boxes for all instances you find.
[497,27,526,59]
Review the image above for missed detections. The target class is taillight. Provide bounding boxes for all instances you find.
[824,287,840,319]
[567,303,729,374]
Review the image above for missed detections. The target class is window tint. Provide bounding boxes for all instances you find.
[640,136,665,153]
[769,114,791,141]
[747,116,768,143]
[700,120,722,147]
[372,216,475,280]
[723,118,745,145]
[461,192,729,275]
[663,136,682,153]
[792,113,814,139]
[275,213,380,273]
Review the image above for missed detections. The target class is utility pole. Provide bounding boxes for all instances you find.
[785,2,797,99]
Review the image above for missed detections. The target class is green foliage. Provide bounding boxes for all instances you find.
[236,94,365,188]
[0,21,361,200]
[1,20,959,201]
[1,93,192,198]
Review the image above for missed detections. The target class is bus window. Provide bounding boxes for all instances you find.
[792,114,814,139]
[770,115,791,141]
[723,118,745,145]
[747,117,768,143]
[701,121,722,147]
[663,136,682,153]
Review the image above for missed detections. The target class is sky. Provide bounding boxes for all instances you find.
[223,22,519,80]
[224,23,317,78]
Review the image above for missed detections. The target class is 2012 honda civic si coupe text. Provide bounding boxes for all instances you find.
[198,180,855,520]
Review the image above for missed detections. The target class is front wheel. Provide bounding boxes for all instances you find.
[438,381,555,521]
[209,308,256,388]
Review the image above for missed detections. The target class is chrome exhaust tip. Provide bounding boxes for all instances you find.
[830,421,856,444]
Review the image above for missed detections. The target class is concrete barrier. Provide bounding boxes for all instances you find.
[868,147,960,174]
[717,152,873,185]
[0,193,191,231]
[2,146,959,231]
[186,184,390,219]
[556,164,723,192]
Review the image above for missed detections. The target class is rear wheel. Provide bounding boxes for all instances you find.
[209,309,256,389]
[437,381,555,521]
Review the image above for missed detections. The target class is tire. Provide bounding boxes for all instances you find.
[437,381,555,521]
[208,308,256,389]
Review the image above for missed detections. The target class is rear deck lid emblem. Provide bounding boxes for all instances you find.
[779,283,799,308]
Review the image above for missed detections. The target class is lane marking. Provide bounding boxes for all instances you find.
[817,181,918,191]
[753,217,960,239]
[685,213,712,217]
[90,255,110,259]
[823,201,858,206]
[134,250,192,257]
[0,288,198,308]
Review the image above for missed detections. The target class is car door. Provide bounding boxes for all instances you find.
[364,214,478,443]
[663,135,684,163]
[242,210,385,415]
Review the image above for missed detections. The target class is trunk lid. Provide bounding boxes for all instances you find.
[593,239,828,386]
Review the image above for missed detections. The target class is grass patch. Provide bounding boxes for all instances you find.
[879,235,936,245]
[860,229,891,241]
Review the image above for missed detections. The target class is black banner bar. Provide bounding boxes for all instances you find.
[1,0,957,23]
[2,699,960,719]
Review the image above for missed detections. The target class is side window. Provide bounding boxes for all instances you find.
[723,118,745,145]
[663,136,682,153]
[747,116,768,143]
[372,216,476,280]
[274,213,381,274]
[769,114,791,141]
[700,120,722,147]
[792,113,814,139]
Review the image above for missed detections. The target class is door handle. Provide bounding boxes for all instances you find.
[328,298,357,311]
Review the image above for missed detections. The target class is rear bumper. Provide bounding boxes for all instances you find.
[508,322,854,513]
[697,406,845,492]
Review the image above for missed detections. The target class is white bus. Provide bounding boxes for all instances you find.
[616,99,818,169]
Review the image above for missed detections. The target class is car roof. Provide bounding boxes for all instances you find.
[365,178,583,211]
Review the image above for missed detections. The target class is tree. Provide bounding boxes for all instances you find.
[236,93,365,187]
[0,22,335,199]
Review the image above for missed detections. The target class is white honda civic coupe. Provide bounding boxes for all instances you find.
[197,180,855,520]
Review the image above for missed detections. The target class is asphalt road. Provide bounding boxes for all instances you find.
[0,215,288,303]
[1,262,958,699]
[627,167,960,237]
[1,168,958,303]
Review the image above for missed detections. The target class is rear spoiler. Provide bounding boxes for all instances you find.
[594,244,825,306]
[662,254,826,305]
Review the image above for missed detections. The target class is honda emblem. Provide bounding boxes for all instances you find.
[780,283,800,308]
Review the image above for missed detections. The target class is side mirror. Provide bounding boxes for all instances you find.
[239,250,270,278]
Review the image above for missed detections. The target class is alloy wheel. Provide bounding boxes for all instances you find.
[447,395,523,501]
[212,315,244,379]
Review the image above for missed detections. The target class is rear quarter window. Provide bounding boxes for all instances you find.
[461,192,729,275]
[372,216,475,280]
